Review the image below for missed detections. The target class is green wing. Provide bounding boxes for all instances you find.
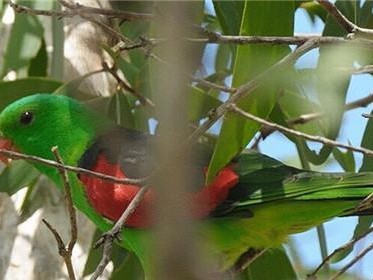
[229,150,373,210]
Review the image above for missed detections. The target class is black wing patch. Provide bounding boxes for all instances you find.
[78,127,155,179]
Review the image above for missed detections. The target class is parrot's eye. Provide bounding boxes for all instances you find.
[20,111,34,125]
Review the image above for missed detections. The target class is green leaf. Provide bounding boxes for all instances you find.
[83,229,107,276]
[330,216,373,263]
[0,161,39,195]
[303,0,359,165]
[28,38,48,77]
[332,108,373,263]
[215,44,231,72]
[359,1,373,29]
[212,1,244,35]
[207,1,294,182]
[53,73,102,100]
[132,106,150,132]
[299,2,328,23]
[0,78,62,111]
[332,147,356,172]
[1,13,44,78]
[83,229,143,279]
[276,89,323,136]
[107,91,136,129]
[244,248,298,280]
[110,253,144,280]
[213,1,245,61]
[188,86,221,122]
[18,178,47,223]
[360,111,373,172]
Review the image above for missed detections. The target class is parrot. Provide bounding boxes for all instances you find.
[1,93,373,276]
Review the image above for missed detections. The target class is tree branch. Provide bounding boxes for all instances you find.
[52,147,77,253]
[102,62,155,108]
[0,148,145,185]
[228,103,373,157]
[317,0,373,39]
[229,248,267,276]
[41,146,78,280]
[288,93,373,125]
[329,242,373,280]
[10,0,153,21]
[42,219,76,280]
[307,226,373,279]
[90,186,149,280]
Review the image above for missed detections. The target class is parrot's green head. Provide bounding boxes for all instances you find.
[0,94,104,167]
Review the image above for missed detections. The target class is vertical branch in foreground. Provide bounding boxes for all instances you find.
[151,3,210,279]
[51,1,64,80]
[41,147,77,280]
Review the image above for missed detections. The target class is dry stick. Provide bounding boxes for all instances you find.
[52,147,78,253]
[42,219,76,280]
[308,227,373,279]
[288,93,373,125]
[338,65,373,75]
[58,0,166,65]
[42,147,78,280]
[228,103,373,157]
[194,32,337,46]
[317,0,373,38]
[59,0,154,21]
[102,62,155,108]
[329,242,373,280]
[10,0,373,50]
[123,35,373,52]
[0,148,145,185]
[352,65,373,75]
[9,0,153,21]
[90,186,149,280]
[9,0,72,18]
[229,248,267,276]
[191,76,236,94]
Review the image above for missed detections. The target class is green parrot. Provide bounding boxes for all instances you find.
[0,94,373,276]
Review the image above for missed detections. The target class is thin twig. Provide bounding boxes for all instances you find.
[41,146,79,280]
[52,147,77,252]
[228,103,373,157]
[288,93,373,125]
[191,76,236,94]
[352,65,373,75]
[102,62,155,108]
[317,0,356,34]
[61,0,153,21]
[10,0,153,21]
[58,0,165,65]
[338,65,373,75]
[90,186,149,280]
[229,248,267,276]
[329,242,373,280]
[42,218,76,280]
[0,148,145,185]
[308,227,373,279]
[10,1,72,18]
[317,0,373,39]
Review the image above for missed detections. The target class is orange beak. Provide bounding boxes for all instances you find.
[0,137,15,164]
